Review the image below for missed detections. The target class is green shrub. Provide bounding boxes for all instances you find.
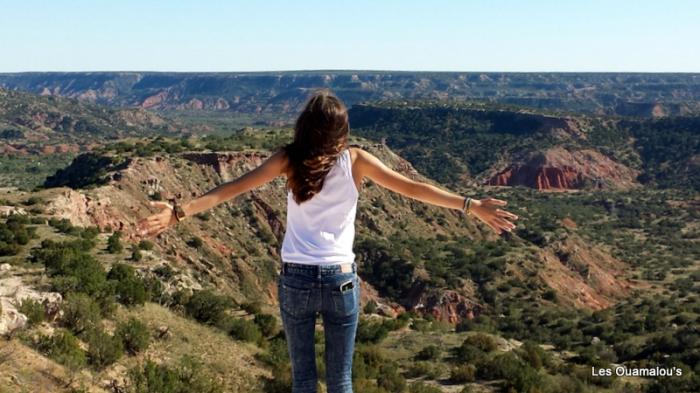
[30,216,46,225]
[131,247,143,261]
[377,363,406,393]
[61,292,101,335]
[33,239,107,297]
[450,364,476,383]
[48,217,78,235]
[453,343,484,363]
[185,290,232,325]
[196,212,212,221]
[18,298,45,327]
[150,191,163,201]
[254,313,278,337]
[45,153,125,189]
[262,364,293,393]
[355,237,416,299]
[221,316,263,344]
[23,196,43,206]
[187,236,204,249]
[37,329,86,371]
[404,361,440,379]
[463,333,498,352]
[415,344,441,361]
[138,240,155,250]
[477,352,542,392]
[86,328,124,369]
[240,301,262,314]
[108,263,147,306]
[363,300,378,315]
[408,382,442,393]
[80,226,100,240]
[0,213,35,256]
[356,319,390,344]
[128,356,223,393]
[543,289,557,301]
[352,345,387,380]
[518,341,550,370]
[116,318,150,355]
[153,264,175,279]
[143,275,165,303]
[107,231,123,253]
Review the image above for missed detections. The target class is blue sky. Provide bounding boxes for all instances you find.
[1,0,698,72]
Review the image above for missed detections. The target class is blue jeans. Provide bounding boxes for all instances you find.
[278,262,360,393]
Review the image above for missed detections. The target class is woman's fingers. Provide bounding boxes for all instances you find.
[483,198,507,207]
[143,224,164,237]
[148,214,168,224]
[496,209,518,220]
[138,218,162,237]
[150,201,171,210]
[481,215,515,235]
[481,217,501,234]
[494,217,515,231]
[468,199,516,236]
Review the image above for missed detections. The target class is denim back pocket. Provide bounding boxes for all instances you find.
[331,276,359,317]
[278,276,312,318]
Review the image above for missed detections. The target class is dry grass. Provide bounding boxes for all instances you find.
[110,302,268,392]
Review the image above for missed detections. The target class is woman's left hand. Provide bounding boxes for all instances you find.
[137,201,177,237]
[470,198,518,235]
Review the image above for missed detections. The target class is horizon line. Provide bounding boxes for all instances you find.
[1,69,700,75]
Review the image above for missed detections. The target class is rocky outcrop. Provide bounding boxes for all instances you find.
[182,152,268,182]
[249,192,285,244]
[0,264,63,336]
[141,91,169,109]
[408,288,482,323]
[0,206,27,217]
[538,234,643,310]
[486,147,640,190]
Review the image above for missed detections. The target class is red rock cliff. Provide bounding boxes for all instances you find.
[486,147,639,190]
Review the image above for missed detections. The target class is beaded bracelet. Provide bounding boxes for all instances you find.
[462,197,473,216]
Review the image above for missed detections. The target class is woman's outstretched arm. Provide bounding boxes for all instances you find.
[353,147,518,234]
[138,149,286,237]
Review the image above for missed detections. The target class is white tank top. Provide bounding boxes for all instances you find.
[281,148,359,265]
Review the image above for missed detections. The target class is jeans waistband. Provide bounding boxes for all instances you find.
[281,261,356,277]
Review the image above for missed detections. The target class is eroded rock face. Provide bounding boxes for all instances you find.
[141,91,169,109]
[0,206,27,217]
[486,147,640,190]
[408,288,482,323]
[0,265,63,336]
[537,233,642,310]
[182,152,267,182]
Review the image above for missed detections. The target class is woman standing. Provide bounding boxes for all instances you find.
[138,90,518,393]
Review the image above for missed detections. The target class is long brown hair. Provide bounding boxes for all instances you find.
[283,90,350,203]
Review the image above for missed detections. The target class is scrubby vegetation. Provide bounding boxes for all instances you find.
[351,102,700,191]
[127,356,224,393]
[44,153,128,189]
[1,95,698,392]
[0,153,75,190]
[115,318,151,355]
[0,213,37,255]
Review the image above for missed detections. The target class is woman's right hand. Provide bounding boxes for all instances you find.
[470,198,518,235]
[137,201,177,237]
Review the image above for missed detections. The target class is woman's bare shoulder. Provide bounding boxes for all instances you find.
[348,146,371,162]
[263,148,289,176]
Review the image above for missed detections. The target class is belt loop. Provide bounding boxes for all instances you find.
[316,265,321,280]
